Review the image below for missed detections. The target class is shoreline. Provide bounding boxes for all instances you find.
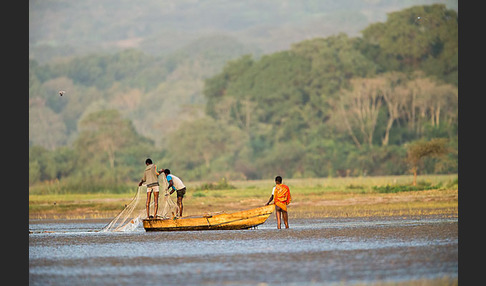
[29,210,457,225]
[30,176,458,221]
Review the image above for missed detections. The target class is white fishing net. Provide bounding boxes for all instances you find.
[102,174,179,232]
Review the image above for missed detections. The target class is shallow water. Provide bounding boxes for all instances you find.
[29,217,457,285]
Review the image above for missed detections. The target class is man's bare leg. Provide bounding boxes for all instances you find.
[275,209,282,229]
[282,210,289,228]
[146,191,152,218]
[177,197,183,217]
[153,191,159,217]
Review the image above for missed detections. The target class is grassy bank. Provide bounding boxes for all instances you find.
[29,174,458,220]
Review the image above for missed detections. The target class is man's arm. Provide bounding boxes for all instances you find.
[265,195,274,205]
[138,173,146,186]
[167,180,175,194]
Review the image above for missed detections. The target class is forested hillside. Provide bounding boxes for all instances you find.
[29,3,458,191]
[30,0,456,64]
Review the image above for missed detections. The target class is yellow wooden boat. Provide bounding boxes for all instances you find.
[142,204,274,231]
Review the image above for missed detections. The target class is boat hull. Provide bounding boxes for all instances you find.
[143,204,274,231]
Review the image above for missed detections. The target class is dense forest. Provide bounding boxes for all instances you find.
[29,4,457,192]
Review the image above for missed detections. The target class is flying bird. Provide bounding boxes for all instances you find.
[59,90,65,96]
[414,16,429,24]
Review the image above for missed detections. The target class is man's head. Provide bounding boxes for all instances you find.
[275,175,282,184]
[145,158,152,165]
[163,169,171,175]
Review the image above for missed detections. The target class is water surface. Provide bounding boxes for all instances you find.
[29,217,458,285]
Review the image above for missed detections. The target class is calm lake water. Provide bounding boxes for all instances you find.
[29,216,457,285]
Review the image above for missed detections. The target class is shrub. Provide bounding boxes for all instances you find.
[373,182,441,193]
[196,177,236,190]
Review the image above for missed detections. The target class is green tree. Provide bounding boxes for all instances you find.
[204,54,254,118]
[406,138,449,186]
[166,117,247,180]
[402,72,458,138]
[29,99,68,150]
[74,109,152,187]
[29,160,41,185]
[361,4,457,85]
[291,33,378,96]
[29,145,60,183]
[331,77,385,149]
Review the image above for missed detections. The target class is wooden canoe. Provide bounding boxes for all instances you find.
[142,204,274,231]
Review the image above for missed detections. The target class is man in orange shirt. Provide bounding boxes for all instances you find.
[265,175,291,229]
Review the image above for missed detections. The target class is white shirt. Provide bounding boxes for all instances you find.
[167,174,185,190]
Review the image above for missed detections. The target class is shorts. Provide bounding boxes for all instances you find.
[275,204,288,212]
[147,185,159,193]
[176,187,186,198]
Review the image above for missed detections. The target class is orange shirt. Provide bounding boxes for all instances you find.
[273,183,291,211]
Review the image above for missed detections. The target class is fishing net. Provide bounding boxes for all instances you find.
[102,174,179,232]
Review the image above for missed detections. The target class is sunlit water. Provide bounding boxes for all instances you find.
[29,217,457,285]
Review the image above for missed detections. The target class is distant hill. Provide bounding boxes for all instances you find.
[29,0,457,64]
[29,0,458,149]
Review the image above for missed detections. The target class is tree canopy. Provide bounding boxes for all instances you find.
[29,4,458,189]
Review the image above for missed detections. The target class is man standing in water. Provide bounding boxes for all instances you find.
[161,169,186,217]
[138,158,160,219]
[266,176,292,229]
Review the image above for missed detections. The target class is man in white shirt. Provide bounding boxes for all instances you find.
[161,169,186,217]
